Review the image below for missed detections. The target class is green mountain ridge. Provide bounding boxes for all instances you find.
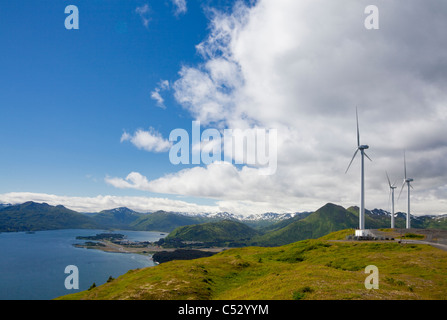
[129,210,207,232]
[250,203,359,246]
[0,203,210,233]
[164,203,447,247]
[348,206,447,230]
[165,219,260,243]
[1,201,446,247]
[0,201,98,232]
[91,207,144,229]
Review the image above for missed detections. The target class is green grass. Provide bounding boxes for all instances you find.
[318,228,355,240]
[292,286,314,300]
[399,233,425,240]
[57,230,447,300]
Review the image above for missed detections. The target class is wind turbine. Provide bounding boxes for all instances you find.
[398,151,414,229]
[386,171,397,229]
[345,108,372,236]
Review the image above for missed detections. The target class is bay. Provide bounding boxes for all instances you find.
[0,229,166,300]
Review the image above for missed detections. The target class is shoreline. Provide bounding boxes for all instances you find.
[74,240,174,254]
[74,239,227,255]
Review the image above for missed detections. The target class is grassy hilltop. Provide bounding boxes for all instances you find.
[58,230,447,300]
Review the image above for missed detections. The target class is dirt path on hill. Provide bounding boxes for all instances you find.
[370,229,447,252]
[393,239,447,251]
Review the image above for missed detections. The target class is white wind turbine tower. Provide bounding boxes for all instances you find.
[386,171,397,229]
[398,151,414,229]
[345,108,372,237]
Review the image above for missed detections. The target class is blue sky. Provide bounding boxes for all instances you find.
[1,0,446,216]
[0,1,215,197]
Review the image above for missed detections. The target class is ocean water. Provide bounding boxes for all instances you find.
[0,229,166,300]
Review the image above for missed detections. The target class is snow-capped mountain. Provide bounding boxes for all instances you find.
[242,212,303,221]
[101,207,141,215]
[0,203,12,209]
[179,211,304,222]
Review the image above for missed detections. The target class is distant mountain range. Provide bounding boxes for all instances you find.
[0,201,310,233]
[163,203,447,247]
[165,219,261,244]
[1,201,446,247]
[0,201,97,232]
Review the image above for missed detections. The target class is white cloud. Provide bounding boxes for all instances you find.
[135,4,151,28]
[121,128,172,152]
[112,0,447,216]
[0,192,219,214]
[151,80,170,109]
[106,172,152,191]
[151,90,165,108]
[171,0,187,16]
[104,163,311,214]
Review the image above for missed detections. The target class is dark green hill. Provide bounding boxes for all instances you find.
[347,207,447,230]
[259,211,312,233]
[420,215,447,230]
[251,203,358,246]
[129,211,205,232]
[0,201,98,232]
[91,207,143,229]
[165,219,260,243]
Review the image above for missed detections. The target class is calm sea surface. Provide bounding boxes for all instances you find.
[0,229,166,300]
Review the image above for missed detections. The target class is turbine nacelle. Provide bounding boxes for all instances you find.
[405,178,414,182]
[345,108,372,174]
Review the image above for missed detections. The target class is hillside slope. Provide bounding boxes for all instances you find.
[129,211,206,232]
[58,231,447,300]
[251,203,358,246]
[166,219,260,242]
[91,207,143,229]
[0,201,98,232]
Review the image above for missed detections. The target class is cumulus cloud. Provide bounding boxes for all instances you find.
[113,0,447,215]
[0,192,219,214]
[105,172,152,191]
[105,162,353,214]
[121,128,172,152]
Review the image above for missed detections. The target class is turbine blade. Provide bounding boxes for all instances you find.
[404,150,407,179]
[410,183,414,190]
[388,189,392,212]
[345,148,359,174]
[364,152,372,162]
[397,181,405,202]
[356,107,360,147]
[386,171,392,187]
